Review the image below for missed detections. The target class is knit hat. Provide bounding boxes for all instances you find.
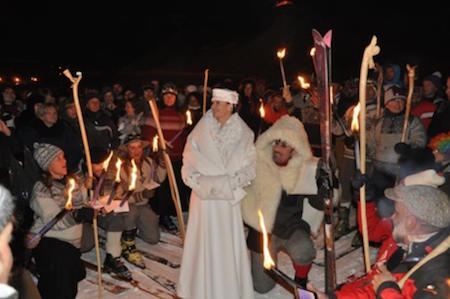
[384,185,450,228]
[33,143,63,171]
[161,83,178,95]
[384,85,406,104]
[211,88,239,105]
[0,184,14,232]
[423,71,442,90]
[90,147,111,164]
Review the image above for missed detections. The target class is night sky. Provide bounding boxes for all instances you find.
[1,1,449,87]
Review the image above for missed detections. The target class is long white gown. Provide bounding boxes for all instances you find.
[177,110,256,299]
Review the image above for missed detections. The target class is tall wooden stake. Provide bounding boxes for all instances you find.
[358,37,380,273]
[148,99,186,241]
[401,64,417,142]
[202,69,209,116]
[63,69,102,298]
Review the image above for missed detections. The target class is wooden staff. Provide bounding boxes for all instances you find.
[375,63,383,118]
[63,70,102,298]
[358,37,380,273]
[148,99,186,241]
[398,235,450,288]
[401,64,417,142]
[202,69,209,116]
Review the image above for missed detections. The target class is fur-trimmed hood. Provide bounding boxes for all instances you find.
[241,116,319,232]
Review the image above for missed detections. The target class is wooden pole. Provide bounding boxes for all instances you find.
[375,63,383,118]
[148,99,186,241]
[358,37,380,273]
[398,235,450,288]
[202,69,209,116]
[401,64,417,142]
[63,69,102,298]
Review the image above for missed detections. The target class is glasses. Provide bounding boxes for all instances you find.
[273,139,290,148]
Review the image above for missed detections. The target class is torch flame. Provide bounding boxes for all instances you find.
[114,158,122,182]
[277,48,286,59]
[297,76,310,89]
[330,86,334,105]
[103,151,114,171]
[310,47,316,57]
[351,103,361,132]
[258,210,275,269]
[259,99,265,118]
[152,135,159,152]
[186,110,193,125]
[129,159,137,191]
[65,178,76,210]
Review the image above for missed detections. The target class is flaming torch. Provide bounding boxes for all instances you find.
[297,76,311,89]
[106,158,122,205]
[92,151,113,205]
[257,99,265,137]
[28,178,76,246]
[257,210,299,292]
[119,159,137,207]
[152,135,159,152]
[351,103,361,170]
[277,48,288,88]
[186,109,193,125]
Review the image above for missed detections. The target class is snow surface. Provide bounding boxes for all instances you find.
[74,214,379,299]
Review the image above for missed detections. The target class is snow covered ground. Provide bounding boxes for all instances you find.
[75,214,379,299]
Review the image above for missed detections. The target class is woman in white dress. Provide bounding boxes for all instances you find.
[177,88,256,299]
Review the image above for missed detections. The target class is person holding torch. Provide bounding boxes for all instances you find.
[28,143,90,299]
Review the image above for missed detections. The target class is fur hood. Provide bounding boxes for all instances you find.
[241,116,319,232]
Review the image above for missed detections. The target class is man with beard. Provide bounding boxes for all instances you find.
[241,115,334,292]
[309,184,449,299]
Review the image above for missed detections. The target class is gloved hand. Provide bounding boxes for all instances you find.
[351,169,376,201]
[316,159,332,200]
[351,169,369,189]
[73,207,95,223]
[84,176,94,190]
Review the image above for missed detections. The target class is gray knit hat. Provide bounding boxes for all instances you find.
[0,184,14,231]
[33,143,63,171]
[385,185,450,228]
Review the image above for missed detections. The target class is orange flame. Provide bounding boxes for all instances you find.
[258,210,275,269]
[330,86,334,105]
[259,99,265,118]
[186,110,193,125]
[310,47,316,57]
[277,48,286,59]
[297,76,310,89]
[114,158,122,183]
[351,103,361,132]
[129,159,137,191]
[152,135,159,152]
[103,151,114,171]
[65,178,76,210]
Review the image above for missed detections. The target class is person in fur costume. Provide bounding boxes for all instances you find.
[241,115,334,292]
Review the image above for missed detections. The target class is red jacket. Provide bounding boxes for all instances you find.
[411,100,436,130]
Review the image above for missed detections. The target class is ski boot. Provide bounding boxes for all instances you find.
[104,253,132,281]
[121,229,145,269]
[334,207,350,240]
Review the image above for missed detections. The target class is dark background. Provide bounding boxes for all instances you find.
[1,1,449,89]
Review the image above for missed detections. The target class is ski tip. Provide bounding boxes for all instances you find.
[324,30,333,48]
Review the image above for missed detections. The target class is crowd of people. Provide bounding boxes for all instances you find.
[0,62,448,299]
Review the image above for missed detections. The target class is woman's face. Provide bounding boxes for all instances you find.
[211,100,232,125]
[48,152,67,178]
[385,98,405,114]
[163,93,177,107]
[42,106,58,126]
[125,101,135,116]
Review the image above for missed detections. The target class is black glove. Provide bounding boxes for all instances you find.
[316,159,332,200]
[351,169,376,201]
[73,207,95,223]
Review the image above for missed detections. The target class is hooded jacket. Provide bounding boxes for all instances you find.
[241,115,323,235]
